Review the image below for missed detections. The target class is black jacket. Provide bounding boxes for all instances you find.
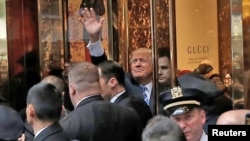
[59,95,142,141]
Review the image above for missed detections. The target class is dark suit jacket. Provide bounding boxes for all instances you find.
[91,54,157,115]
[34,122,69,141]
[114,92,153,127]
[22,110,72,141]
[125,73,156,115]
[59,95,142,141]
[23,120,34,141]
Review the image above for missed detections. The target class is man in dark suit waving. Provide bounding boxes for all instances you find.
[80,8,156,115]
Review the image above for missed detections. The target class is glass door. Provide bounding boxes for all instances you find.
[0,0,9,106]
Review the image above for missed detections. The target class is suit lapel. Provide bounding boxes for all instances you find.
[149,89,156,115]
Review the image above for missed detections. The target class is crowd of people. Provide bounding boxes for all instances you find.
[0,7,248,141]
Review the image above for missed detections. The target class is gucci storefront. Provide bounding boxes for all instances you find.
[0,0,250,112]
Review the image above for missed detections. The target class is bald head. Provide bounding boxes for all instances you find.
[68,62,101,94]
[41,75,65,93]
[216,109,250,125]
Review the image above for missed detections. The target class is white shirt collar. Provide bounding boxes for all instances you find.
[200,130,208,141]
[110,90,126,103]
[35,125,49,138]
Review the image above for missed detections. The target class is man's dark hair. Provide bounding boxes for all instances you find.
[209,73,221,80]
[97,60,125,86]
[194,64,213,75]
[26,83,62,121]
[158,47,170,59]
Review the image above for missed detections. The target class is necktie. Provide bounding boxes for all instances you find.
[141,86,149,105]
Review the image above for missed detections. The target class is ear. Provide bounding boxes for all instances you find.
[69,82,76,96]
[27,104,36,118]
[109,77,118,88]
[200,109,206,124]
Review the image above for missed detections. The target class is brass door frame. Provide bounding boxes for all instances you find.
[110,0,248,110]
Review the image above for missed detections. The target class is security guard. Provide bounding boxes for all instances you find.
[159,86,208,141]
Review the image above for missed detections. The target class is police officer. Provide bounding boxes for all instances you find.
[159,86,208,141]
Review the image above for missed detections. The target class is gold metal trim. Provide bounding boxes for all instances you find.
[163,100,201,110]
